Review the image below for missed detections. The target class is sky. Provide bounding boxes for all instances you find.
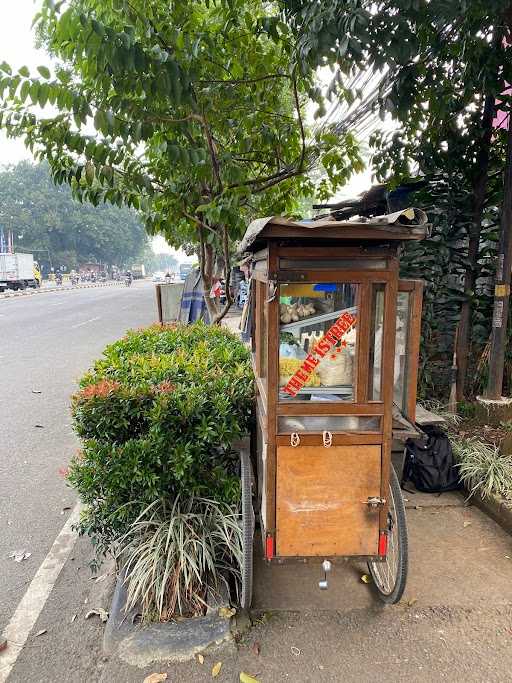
[0,1,51,166]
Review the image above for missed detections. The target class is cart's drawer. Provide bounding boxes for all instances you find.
[276,445,381,557]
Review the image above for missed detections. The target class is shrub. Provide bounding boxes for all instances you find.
[68,322,253,560]
[117,497,242,620]
[452,437,512,501]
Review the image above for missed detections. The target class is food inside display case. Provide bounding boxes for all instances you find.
[278,283,358,401]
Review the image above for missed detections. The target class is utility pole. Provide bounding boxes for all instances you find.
[485,107,512,399]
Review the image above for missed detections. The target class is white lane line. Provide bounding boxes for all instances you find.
[0,503,81,682]
[71,316,101,329]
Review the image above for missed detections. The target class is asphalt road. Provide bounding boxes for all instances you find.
[0,281,156,664]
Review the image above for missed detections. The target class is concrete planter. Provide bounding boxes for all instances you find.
[103,568,238,667]
[469,489,512,536]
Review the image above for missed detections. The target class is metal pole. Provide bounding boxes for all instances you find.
[485,108,512,399]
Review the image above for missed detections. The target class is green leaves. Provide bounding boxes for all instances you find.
[37,65,51,79]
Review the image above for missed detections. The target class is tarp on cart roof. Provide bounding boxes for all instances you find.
[238,207,429,255]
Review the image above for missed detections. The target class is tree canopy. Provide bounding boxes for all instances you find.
[0,161,148,272]
[282,0,512,399]
[0,0,363,320]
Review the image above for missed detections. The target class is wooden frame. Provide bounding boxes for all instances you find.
[248,230,424,563]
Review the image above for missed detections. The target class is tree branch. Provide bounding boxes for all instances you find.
[195,73,292,86]
[293,75,306,171]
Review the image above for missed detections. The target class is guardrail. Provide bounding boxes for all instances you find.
[1,280,124,300]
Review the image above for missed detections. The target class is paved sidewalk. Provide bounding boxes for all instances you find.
[20,493,508,683]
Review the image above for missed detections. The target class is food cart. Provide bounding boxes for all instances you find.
[238,208,428,606]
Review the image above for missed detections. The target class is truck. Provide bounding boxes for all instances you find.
[131,264,146,280]
[0,253,39,292]
[179,262,193,281]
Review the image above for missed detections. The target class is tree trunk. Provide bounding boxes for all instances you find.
[455,92,496,400]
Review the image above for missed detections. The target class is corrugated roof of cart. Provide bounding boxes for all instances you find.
[238,207,429,255]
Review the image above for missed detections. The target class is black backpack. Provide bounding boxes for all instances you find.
[402,425,461,493]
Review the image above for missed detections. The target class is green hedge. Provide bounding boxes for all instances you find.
[68,322,253,557]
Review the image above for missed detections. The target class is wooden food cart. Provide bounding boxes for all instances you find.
[238,208,428,606]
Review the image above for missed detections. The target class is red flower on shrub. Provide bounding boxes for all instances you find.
[155,381,176,394]
[58,466,69,478]
[78,379,121,400]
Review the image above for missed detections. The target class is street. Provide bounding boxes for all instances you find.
[0,281,156,681]
[1,281,512,683]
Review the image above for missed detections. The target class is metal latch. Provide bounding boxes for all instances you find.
[365,496,386,509]
[318,560,332,590]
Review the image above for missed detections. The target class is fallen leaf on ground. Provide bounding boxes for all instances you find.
[85,608,109,623]
[61,507,71,515]
[143,674,167,683]
[240,673,259,683]
[71,614,77,623]
[291,646,301,656]
[251,641,261,656]
[35,629,47,637]
[211,661,222,677]
[407,598,418,607]
[32,390,42,394]
[218,607,236,619]
[360,574,370,584]
[8,550,31,563]
[196,654,204,664]
[34,424,44,428]
[0,637,7,652]
[463,521,472,528]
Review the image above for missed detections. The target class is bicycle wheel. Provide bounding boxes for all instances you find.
[367,466,408,604]
[240,448,255,609]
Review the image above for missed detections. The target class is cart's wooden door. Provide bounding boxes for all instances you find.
[276,444,381,557]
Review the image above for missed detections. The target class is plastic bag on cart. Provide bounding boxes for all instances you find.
[403,425,461,493]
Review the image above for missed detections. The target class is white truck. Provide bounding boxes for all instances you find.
[0,253,39,292]
[131,264,146,280]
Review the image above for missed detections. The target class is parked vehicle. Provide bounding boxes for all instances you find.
[132,264,146,279]
[0,253,39,292]
[179,263,193,281]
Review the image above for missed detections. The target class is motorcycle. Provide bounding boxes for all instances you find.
[124,276,132,287]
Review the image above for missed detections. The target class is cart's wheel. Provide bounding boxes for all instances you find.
[367,467,408,604]
[240,448,255,609]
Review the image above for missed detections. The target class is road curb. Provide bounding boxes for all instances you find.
[0,281,124,300]
[470,489,512,536]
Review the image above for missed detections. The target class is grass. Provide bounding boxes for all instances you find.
[117,497,242,621]
[452,437,512,501]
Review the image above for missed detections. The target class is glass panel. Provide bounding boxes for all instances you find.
[368,285,385,400]
[394,292,411,412]
[279,258,387,270]
[278,283,358,401]
[260,282,267,379]
[278,415,381,433]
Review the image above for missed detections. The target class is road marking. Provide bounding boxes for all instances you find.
[0,504,81,682]
[71,316,101,329]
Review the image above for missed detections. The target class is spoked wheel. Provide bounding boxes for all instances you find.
[240,448,255,609]
[368,467,408,604]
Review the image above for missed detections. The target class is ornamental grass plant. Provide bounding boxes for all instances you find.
[68,322,253,615]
